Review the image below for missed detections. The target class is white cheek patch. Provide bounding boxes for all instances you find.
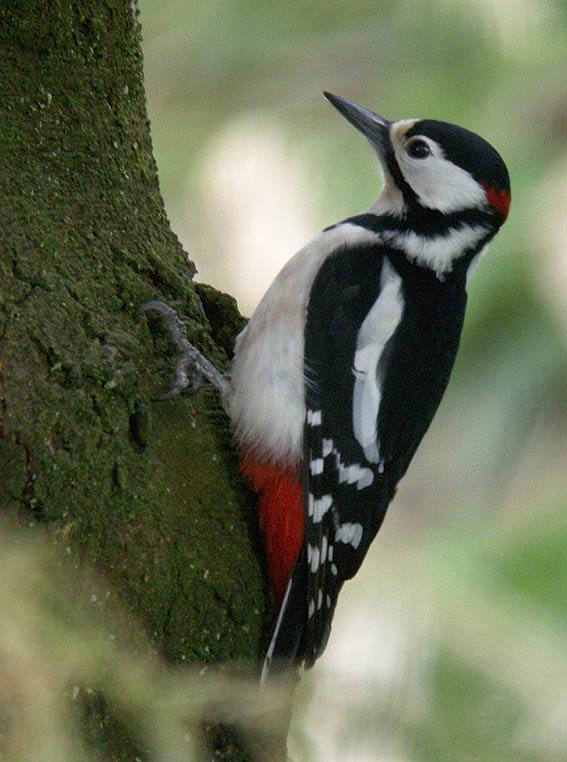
[394,137,487,214]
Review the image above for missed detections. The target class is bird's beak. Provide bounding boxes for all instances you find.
[324,92,391,153]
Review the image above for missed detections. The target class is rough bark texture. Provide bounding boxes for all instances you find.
[0,1,283,758]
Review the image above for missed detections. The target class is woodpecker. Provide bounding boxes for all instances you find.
[143,93,510,684]
[228,93,510,682]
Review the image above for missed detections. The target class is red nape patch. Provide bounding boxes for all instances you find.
[483,184,511,221]
[241,453,304,610]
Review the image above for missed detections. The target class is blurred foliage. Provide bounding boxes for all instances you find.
[0,522,292,761]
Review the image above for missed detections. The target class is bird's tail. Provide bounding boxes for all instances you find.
[260,550,307,685]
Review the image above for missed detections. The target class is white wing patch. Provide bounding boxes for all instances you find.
[307,408,322,426]
[335,522,364,549]
[310,457,324,476]
[313,437,374,490]
[308,544,320,573]
[308,493,333,523]
[334,451,374,490]
[352,257,404,464]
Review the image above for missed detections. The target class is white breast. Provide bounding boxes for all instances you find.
[228,223,382,464]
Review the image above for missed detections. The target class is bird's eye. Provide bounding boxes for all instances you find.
[406,139,431,159]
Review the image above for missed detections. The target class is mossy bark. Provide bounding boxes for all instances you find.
[0,1,281,758]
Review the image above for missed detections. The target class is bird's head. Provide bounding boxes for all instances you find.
[324,92,510,226]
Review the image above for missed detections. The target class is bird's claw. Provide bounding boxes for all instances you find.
[140,300,226,398]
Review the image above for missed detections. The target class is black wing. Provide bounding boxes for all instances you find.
[300,237,467,667]
[300,241,398,667]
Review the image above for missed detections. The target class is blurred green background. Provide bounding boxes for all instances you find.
[138,1,566,759]
[138,0,567,759]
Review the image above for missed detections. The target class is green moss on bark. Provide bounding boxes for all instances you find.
[0,0,267,696]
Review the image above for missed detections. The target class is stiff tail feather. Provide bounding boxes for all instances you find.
[261,551,307,685]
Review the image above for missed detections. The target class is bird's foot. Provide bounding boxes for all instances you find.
[140,300,226,399]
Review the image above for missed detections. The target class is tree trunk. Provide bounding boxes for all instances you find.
[0,1,285,758]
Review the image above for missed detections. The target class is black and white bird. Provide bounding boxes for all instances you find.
[145,93,511,683]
